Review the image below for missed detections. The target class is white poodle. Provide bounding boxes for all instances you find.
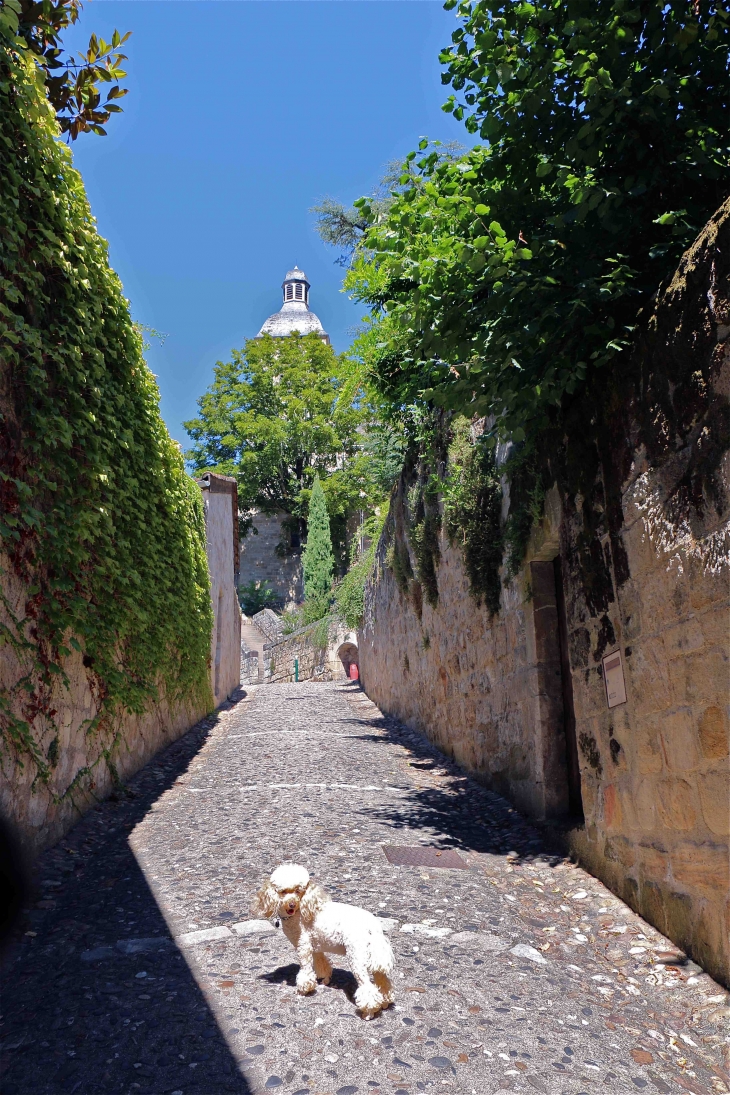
[252,863,395,1019]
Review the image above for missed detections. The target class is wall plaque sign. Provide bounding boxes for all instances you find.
[602,649,627,709]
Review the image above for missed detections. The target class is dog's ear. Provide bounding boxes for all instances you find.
[251,879,277,919]
[299,882,329,925]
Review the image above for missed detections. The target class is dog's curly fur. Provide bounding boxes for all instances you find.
[252,863,395,1019]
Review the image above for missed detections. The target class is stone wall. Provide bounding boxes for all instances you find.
[264,619,358,684]
[360,513,548,811]
[198,473,242,707]
[0,552,210,858]
[1,473,243,858]
[251,608,285,643]
[239,511,303,607]
[240,646,260,687]
[359,204,730,985]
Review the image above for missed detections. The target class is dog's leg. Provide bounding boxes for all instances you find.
[313,951,332,985]
[350,948,383,1020]
[373,970,395,1007]
[295,930,317,995]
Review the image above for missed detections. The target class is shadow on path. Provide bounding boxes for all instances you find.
[0,703,252,1095]
[339,684,565,867]
[259,965,357,1005]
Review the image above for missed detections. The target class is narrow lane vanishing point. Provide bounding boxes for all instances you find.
[2,682,729,1095]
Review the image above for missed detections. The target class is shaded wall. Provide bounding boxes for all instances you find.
[359,204,730,986]
[239,511,303,607]
[359,495,564,819]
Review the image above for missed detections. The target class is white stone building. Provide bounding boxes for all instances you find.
[257,266,330,343]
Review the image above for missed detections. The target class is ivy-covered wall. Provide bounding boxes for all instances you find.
[0,49,214,853]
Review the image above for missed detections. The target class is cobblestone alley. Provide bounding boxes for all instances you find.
[2,682,728,1095]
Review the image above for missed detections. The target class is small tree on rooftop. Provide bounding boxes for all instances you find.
[302,477,334,619]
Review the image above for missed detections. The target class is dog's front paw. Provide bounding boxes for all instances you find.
[355,983,383,1020]
[296,971,317,995]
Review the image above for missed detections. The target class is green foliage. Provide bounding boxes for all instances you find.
[346,0,730,441]
[385,535,414,598]
[280,606,304,634]
[302,477,334,614]
[1,0,130,139]
[301,597,329,625]
[308,612,333,650]
[310,196,371,267]
[0,50,213,779]
[238,580,279,616]
[333,553,371,630]
[501,455,546,579]
[312,147,466,266]
[406,470,441,610]
[316,450,386,574]
[184,332,367,558]
[443,418,503,614]
[333,503,389,629]
[381,416,505,617]
[361,421,407,495]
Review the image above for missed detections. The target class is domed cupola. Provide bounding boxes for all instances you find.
[256,267,330,343]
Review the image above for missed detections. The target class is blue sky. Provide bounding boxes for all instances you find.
[62,2,465,444]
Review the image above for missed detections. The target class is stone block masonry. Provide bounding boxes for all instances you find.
[0,591,210,858]
[239,510,303,607]
[359,201,730,986]
[262,617,358,683]
[240,644,260,686]
[251,607,285,643]
[264,622,328,683]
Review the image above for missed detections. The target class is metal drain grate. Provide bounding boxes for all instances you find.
[382,845,468,869]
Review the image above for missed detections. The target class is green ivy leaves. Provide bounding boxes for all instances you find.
[0,50,213,780]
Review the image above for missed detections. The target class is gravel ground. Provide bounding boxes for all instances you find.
[1,680,728,1095]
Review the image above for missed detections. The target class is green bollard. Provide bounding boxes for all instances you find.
[294,657,299,683]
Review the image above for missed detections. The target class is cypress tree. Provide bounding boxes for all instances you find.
[303,478,334,612]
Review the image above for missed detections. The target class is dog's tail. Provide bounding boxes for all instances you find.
[369,927,395,975]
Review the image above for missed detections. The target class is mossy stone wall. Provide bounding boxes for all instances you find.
[359,203,730,986]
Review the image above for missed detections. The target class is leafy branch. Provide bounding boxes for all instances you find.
[1,0,130,138]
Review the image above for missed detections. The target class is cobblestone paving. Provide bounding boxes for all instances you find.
[2,681,729,1095]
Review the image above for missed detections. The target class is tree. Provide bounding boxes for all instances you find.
[302,477,334,615]
[345,0,730,442]
[1,0,131,139]
[311,146,465,267]
[361,421,407,495]
[184,333,366,549]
